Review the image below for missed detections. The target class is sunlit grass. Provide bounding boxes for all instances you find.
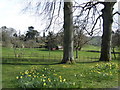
[2,60,119,88]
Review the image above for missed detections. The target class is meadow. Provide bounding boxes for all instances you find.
[1,45,120,88]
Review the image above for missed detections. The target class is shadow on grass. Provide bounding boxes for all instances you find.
[77,60,100,64]
[2,62,62,65]
[2,57,102,66]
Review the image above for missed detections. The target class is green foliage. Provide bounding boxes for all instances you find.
[16,66,78,88]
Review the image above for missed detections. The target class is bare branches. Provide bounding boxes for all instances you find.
[91,14,102,35]
[45,1,56,31]
[73,1,103,36]
[113,11,120,16]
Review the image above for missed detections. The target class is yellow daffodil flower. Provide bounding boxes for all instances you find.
[53,74,57,76]
[20,76,23,79]
[28,75,31,77]
[59,76,62,79]
[43,79,45,82]
[43,83,47,86]
[16,76,19,79]
[63,79,66,82]
[60,80,62,82]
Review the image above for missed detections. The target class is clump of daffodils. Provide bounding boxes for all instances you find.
[85,62,118,81]
[16,66,76,88]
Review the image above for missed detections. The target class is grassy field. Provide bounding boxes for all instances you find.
[2,45,101,57]
[1,45,120,88]
[2,60,119,88]
[2,45,119,63]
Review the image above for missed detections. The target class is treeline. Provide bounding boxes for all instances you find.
[0,26,88,50]
[0,26,120,51]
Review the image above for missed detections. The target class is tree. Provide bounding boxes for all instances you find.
[1,26,16,47]
[112,29,120,47]
[99,1,116,61]
[112,29,120,59]
[74,27,87,58]
[73,0,120,61]
[25,26,39,41]
[45,31,57,50]
[61,1,74,63]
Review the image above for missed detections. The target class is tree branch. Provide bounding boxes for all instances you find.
[113,11,120,16]
[91,14,102,34]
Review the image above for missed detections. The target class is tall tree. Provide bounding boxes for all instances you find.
[99,1,116,61]
[61,1,74,63]
[73,0,120,61]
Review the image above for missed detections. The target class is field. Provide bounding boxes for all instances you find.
[1,45,120,88]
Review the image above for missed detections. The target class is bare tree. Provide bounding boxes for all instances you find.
[73,0,120,61]
[74,26,87,58]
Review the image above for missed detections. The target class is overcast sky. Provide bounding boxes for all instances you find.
[0,0,120,35]
[0,0,43,34]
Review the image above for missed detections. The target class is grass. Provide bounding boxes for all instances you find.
[2,45,101,57]
[2,45,119,63]
[2,60,119,88]
[2,45,120,88]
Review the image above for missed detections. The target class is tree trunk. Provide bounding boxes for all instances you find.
[61,1,74,64]
[75,48,78,59]
[100,2,116,61]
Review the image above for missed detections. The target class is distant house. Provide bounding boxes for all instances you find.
[56,46,63,50]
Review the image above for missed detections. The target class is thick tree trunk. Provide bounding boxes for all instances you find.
[99,2,116,61]
[61,1,74,64]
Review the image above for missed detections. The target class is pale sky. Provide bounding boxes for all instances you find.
[0,0,43,34]
[0,0,120,35]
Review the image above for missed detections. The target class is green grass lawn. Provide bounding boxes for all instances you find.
[2,60,119,88]
[2,46,120,88]
[2,45,119,63]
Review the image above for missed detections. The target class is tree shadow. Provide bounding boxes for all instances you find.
[77,60,100,64]
[2,62,62,65]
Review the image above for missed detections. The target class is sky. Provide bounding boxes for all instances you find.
[0,0,43,34]
[0,0,120,35]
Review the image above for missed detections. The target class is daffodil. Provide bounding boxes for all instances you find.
[60,80,62,82]
[42,74,44,76]
[59,76,62,79]
[20,76,23,78]
[43,79,45,82]
[63,65,67,67]
[28,75,31,77]
[63,79,66,82]
[43,83,47,86]
[73,82,76,85]
[97,71,101,74]
[33,75,36,78]
[48,78,51,82]
[53,74,57,76]
[16,76,19,79]
[25,70,29,74]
